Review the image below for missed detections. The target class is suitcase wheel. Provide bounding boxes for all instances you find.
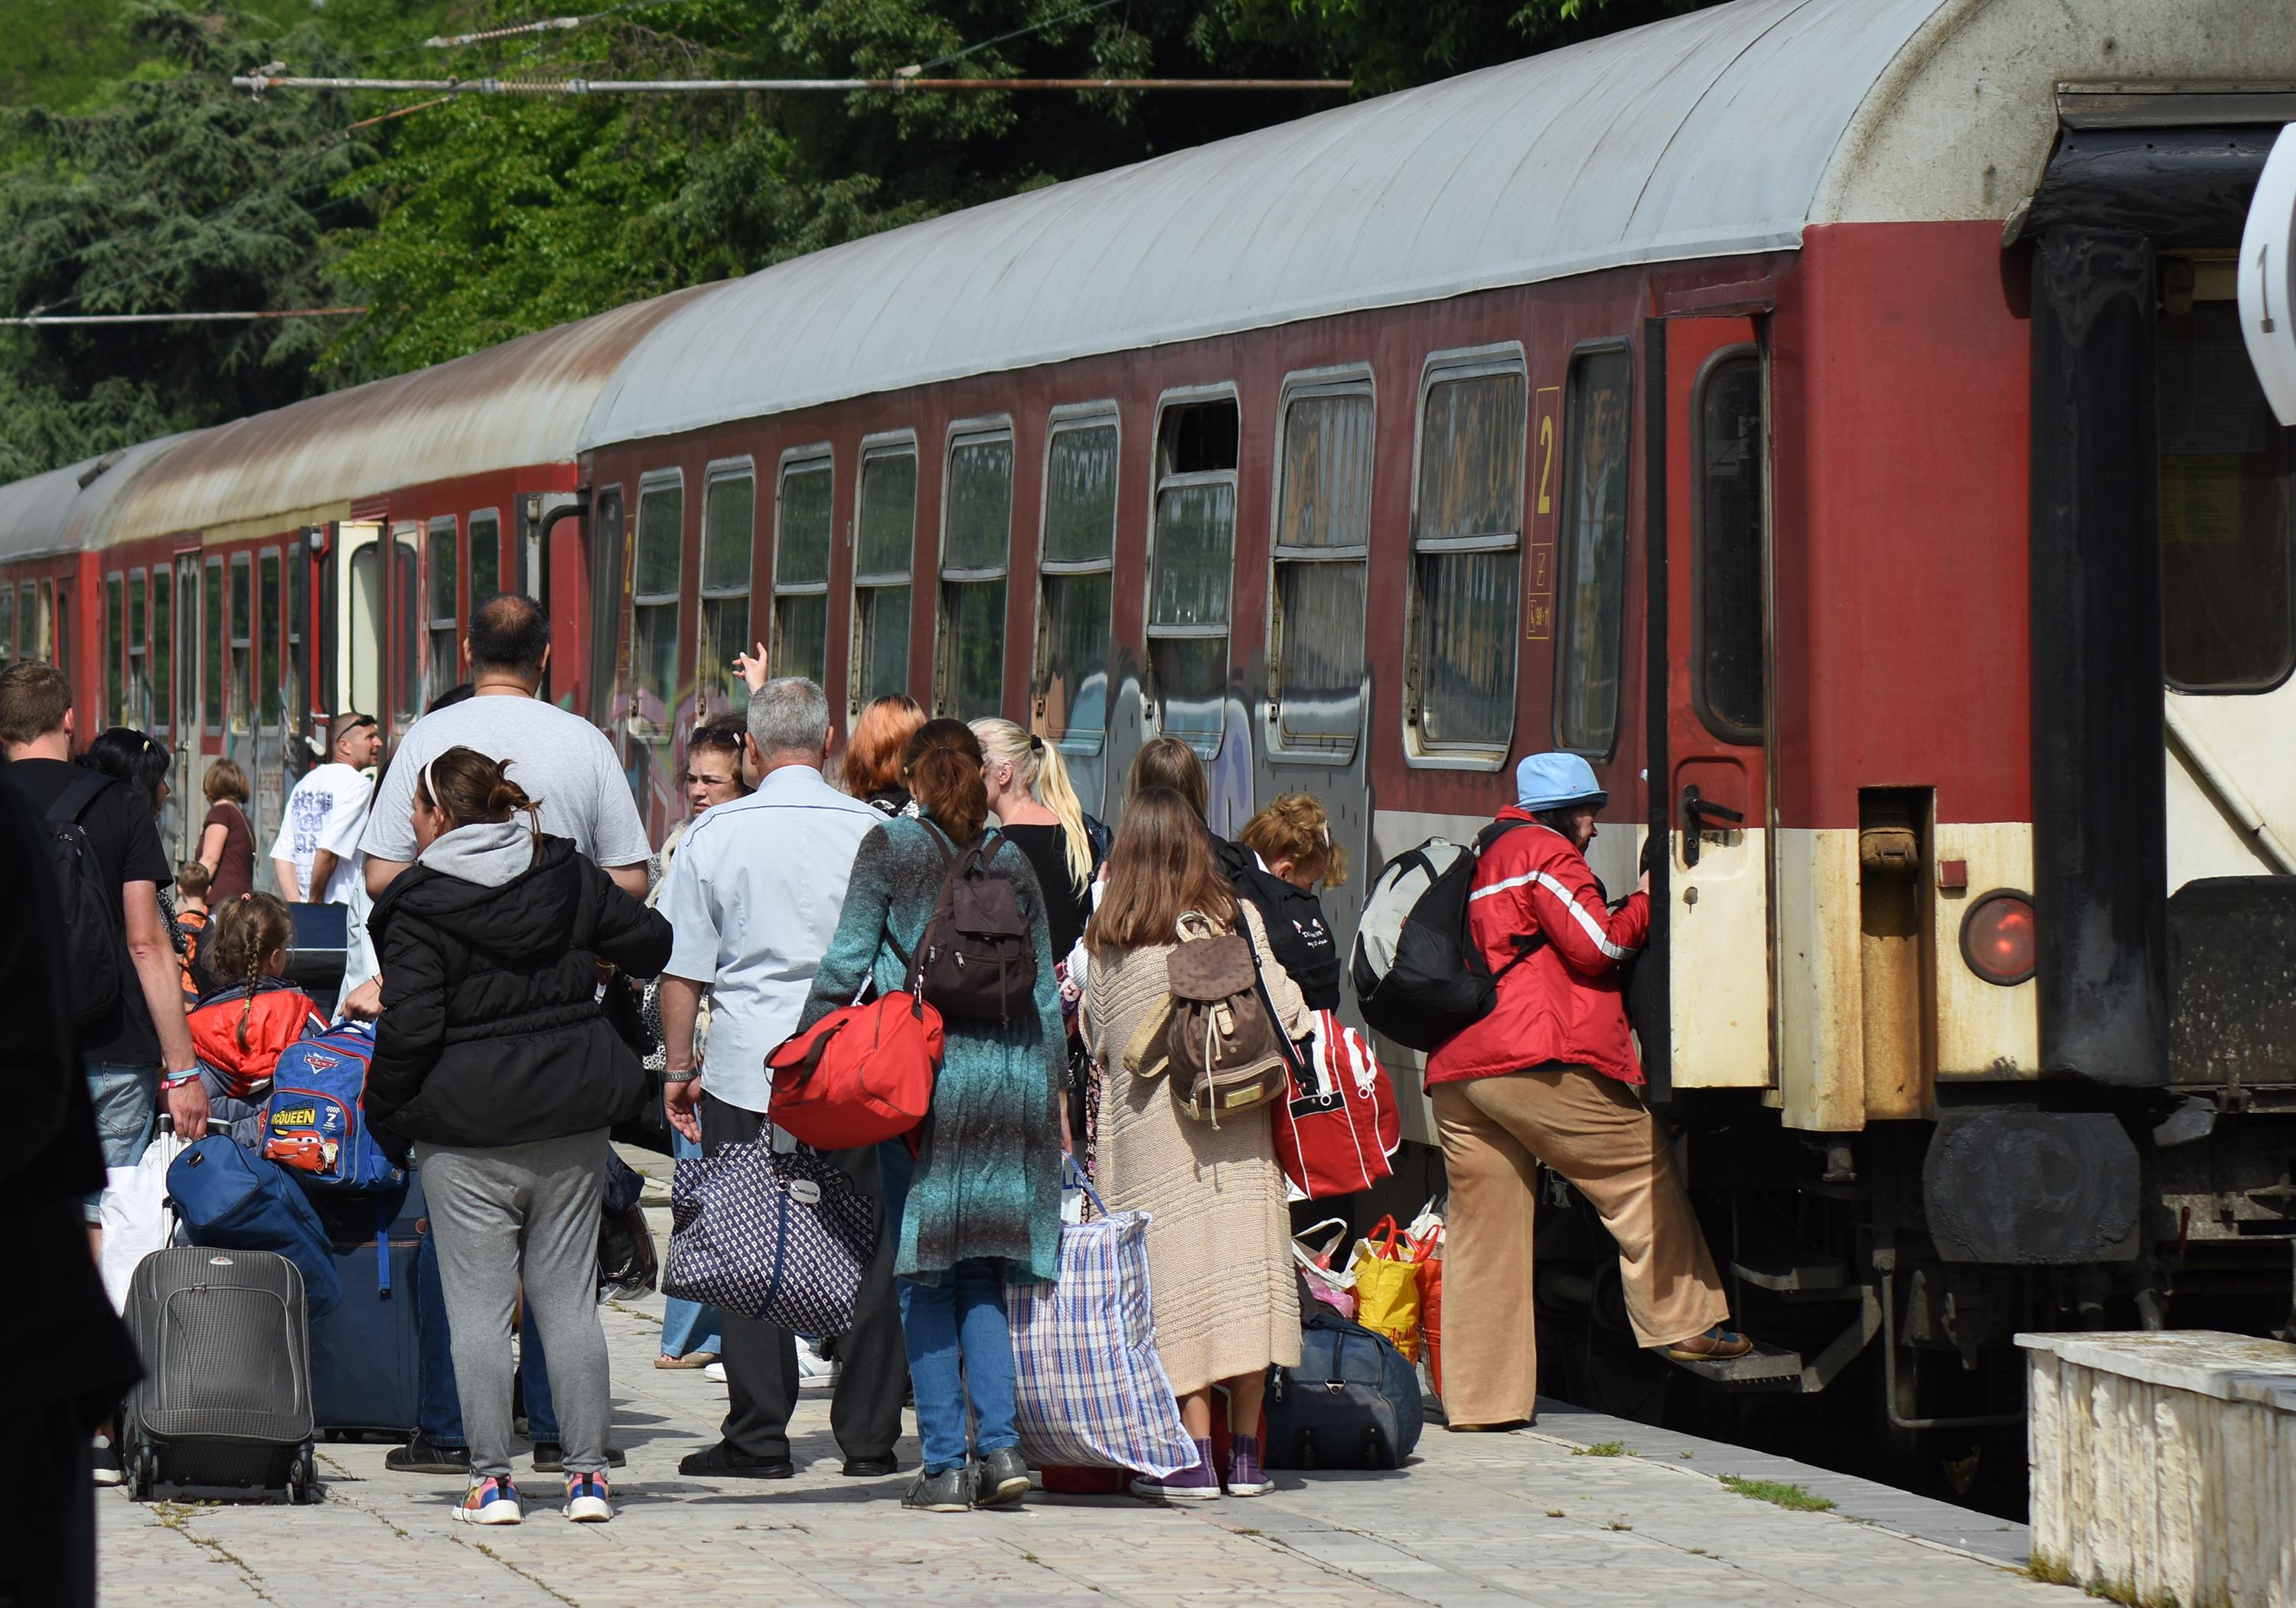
[129,1447,155,1503]
[288,1447,319,1505]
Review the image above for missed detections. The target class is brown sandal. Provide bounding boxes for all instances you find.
[1665,1326,1752,1362]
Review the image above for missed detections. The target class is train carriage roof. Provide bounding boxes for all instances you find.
[582,0,2296,450]
[87,285,709,551]
[0,435,201,566]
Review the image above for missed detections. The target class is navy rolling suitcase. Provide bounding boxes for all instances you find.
[1264,1304,1425,1470]
[308,1174,426,1440]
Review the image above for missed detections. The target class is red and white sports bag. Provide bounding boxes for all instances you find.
[1272,1011,1401,1200]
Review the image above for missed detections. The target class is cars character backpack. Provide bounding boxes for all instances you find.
[262,1020,403,1192]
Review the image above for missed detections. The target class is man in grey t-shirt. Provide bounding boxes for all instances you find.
[360,594,652,901]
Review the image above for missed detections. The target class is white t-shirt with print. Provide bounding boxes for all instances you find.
[271,762,372,904]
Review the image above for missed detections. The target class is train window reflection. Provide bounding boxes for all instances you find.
[699,466,755,716]
[128,570,148,729]
[2159,302,2295,692]
[1149,396,1239,755]
[229,553,253,736]
[204,558,224,731]
[586,488,625,728]
[426,518,458,706]
[469,511,501,604]
[152,565,171,735]
[259,550,282,727]
[0,578,13,659]
[1410,363,1525,754]
[1036,416,1117,813]
[853,444,915,712]
[773,458,833,684]
[631,480,683,733]
[391,532,419,732]
[940,430,1013,720]
[105,575,123,728]
[1272,384,1373,753]
[1556,347,1633,757]
[1694,351,1766,743]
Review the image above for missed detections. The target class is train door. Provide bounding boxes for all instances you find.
[334,522,385,722]
[1656,313,1773,1089]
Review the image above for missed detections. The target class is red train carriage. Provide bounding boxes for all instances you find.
[0,291,696,863]
[567,0,2296,1491]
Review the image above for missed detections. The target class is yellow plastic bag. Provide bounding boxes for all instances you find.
[1349,1215,1425,1362]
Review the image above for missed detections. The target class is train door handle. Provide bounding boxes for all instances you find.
[1678,784,1744,869]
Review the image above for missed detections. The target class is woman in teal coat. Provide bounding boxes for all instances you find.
[799,718,1065,1514]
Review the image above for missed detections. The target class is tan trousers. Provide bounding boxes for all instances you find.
[1430,1068,1730,1428]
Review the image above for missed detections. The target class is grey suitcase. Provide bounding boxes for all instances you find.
[120,1245,319,1503]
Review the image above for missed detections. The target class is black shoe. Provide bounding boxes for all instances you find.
[679,1441,793,1479]
[903,1465,972,1512]
[531,1443,627,1473]
[90,1437,123,1488]
[385,1436,470,1475]
[840,1453,900,1477]
[973,1447,1029,1508]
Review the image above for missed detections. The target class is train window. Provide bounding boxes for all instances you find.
[177,558,201,737]
[228,555,252,736]
[105,575,124,727]
[1554,347,1633,757]
[425,519,458,705]
[128,570,148,729]
[2158,302,2295,692]
[631,478,683,732]
[25,581,44,661]
[152,566,171,735]
[259,550,282,726]
[1694,350,1766,742]
[203,559,223,731]
[1409,360,1525,755]
[0,581,12,658]
[469,510,501,605]
[1148,396,1240,755]
[391,527,420,731]
[587,488,625,729]
[940,429,1013,720]
[1271,382,1374,754]
[286,548,305,742]
[699,465,755,716]
[1036,415,1118,811]
[772,456,833,684]
[852,442,916,712]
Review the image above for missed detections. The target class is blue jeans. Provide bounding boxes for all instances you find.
[658,1125,722,1358]
[415,1223,557,1447]
[85,1061,158,1222]
[878,1140,1018,1475]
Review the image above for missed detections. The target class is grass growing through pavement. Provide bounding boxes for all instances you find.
[1574,1440,1629,1457]
[1717,1475,1835,1512]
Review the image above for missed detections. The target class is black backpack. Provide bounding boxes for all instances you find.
[47,769,126,1028]
[1349,819,1540,1052]
[917,825,1040,1027]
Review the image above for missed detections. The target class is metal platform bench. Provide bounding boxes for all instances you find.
[2019,1330,2296,1608]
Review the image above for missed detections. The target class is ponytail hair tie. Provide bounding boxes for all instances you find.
[1029,733,1044,752]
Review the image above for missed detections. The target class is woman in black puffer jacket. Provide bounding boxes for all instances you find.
[367,746,670,1528]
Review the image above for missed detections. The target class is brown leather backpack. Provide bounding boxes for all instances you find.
[1127,911,1289,1124]
[916,826,1039,1027]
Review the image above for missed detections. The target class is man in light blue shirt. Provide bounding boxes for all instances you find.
[657,677,908,1482]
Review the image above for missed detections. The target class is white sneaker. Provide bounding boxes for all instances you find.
[796,1337,840,1391]
[564,1472,612,1523]
[90,1434,123,1488]
[703,1360,727,1383]
[450,1476,523,1525]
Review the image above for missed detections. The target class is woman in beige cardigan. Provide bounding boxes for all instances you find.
[1083,787,1309,1503]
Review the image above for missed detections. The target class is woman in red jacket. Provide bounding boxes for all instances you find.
[1427,752,1746,1431]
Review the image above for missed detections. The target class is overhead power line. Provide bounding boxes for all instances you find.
[232,73,1351,95]
[1,308,366,327]
[426,15,585,47]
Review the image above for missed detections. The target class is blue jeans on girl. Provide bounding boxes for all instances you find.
[876,1140,1017,1476]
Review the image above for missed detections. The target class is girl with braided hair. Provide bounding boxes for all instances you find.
[186,892,327,1120]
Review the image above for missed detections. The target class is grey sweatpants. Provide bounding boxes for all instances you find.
[415,1130,612,1479]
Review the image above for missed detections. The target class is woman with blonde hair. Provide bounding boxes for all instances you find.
[971,719,1094,961]
[197,758,257,903]
[1082,787,1309,1503]
[843,693,927,817]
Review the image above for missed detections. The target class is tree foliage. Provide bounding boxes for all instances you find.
[2,0,1719,478]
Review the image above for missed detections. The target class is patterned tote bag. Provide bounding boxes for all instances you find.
[664,1138,876,1338]
[1005,1164,1196,1477]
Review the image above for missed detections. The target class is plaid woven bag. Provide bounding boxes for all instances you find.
[1005,1167,1195,1477]
[664,1139,876,1337]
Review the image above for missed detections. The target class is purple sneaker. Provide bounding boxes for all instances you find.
[1225,1434,1272,1497]
[1129,1439,1221,1503]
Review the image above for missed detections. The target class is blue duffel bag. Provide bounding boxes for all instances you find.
[168,1137,344,1319]
[1264,1303,1424,1470]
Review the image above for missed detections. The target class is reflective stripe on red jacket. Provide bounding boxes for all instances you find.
[1424,807,1651,1089]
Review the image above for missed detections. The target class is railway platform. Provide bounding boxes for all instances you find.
[99,1172,2083,1608]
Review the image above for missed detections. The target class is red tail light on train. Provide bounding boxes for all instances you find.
[1960,891,2037,987]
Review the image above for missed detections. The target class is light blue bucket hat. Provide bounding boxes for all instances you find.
[1515,752,1607,813]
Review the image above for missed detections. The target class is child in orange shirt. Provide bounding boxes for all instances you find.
[174,861,214,1003]
[189,893,328,1118]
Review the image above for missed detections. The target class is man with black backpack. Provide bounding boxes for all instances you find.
[1,661,206,1487]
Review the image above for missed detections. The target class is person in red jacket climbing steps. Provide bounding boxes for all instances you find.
[1427,752,1749,1432]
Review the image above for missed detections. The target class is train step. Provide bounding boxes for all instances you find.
[1665,1339,1807,1391]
